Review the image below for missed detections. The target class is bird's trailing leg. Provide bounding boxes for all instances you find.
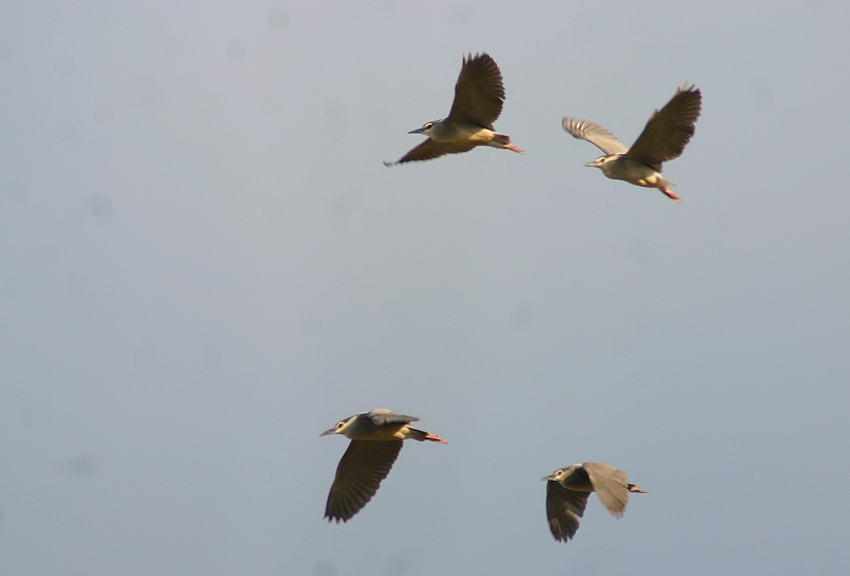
[627,484,648,494]
[504,143,524,154]
[424,433,448,444]
[660,187,682,202]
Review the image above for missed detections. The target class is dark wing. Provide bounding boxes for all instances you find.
[562,117,629,156]
[447,53,505,128]
[583,462,630,518]
[367,408,419,426]
[385,139,477,166]
[625,85,702,171]
[325,440,404,522]
[546,480,591,542]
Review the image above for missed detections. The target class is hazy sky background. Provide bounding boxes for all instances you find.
[1,1,849,575]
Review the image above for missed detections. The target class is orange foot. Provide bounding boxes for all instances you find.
[661,188,682,202]
[628,484,648,493]
[424,433,448,444]
[505,144,525,154]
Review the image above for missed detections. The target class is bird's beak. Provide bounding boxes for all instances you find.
[542,475,555,482]
[408,127,426,135]
[585,160,602,168]
[320,428,336,437]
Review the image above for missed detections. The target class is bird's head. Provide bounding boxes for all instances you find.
[542,464,581,482]
[408,120,442,136]
[542,469,565,482]
[586,155,617,168]
[320,415,358,438]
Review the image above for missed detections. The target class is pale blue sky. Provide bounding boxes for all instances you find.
[1,2,849,575]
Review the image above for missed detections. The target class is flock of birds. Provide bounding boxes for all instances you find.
[322,408,646,543]
[385,52,701,203]
[323,53,702,544]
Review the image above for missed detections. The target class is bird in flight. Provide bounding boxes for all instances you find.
[321,408,446,523]
[562,85,701,201]
[385,53,523,166]
[543,462,647,542]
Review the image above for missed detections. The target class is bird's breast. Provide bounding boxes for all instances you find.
[601,159,660,186]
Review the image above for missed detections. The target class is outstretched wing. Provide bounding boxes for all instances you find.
[625,85,702,171]
[325,440,404,522]
[583,462,630,518]
[385,139,476,166]
[447,53,505,128]
[546,480,591,542]
[562,117,629,156]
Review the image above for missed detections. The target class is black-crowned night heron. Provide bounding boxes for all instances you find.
[562,85,702,202]
[543,462,647,542]
[321,408,446,522]
[384,53,523,166]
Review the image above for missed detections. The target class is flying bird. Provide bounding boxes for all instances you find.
[321,408,446,522]
[562,84,701,201]
[543,462,647,542]
[384,53,523,166]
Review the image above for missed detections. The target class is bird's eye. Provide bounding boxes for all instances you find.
[424,123,432,129]
[336,422,344,429]
[556,470,563,475]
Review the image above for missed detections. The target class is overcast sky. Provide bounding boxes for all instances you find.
[1,1,849,575]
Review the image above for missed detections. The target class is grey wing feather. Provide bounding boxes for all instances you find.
[625,85,702,171]
[367,408,419,426]
[583,462,630,518]
[325,439,404,522]
[447,53,505,128]
[562,117,629,156]
[387,139,477,165]
[546,480,590,542]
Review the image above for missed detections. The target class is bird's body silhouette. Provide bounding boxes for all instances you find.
[385,53,523,166]
[321,409,446,523]
[563,85,701,201]
[543,462,647,542]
